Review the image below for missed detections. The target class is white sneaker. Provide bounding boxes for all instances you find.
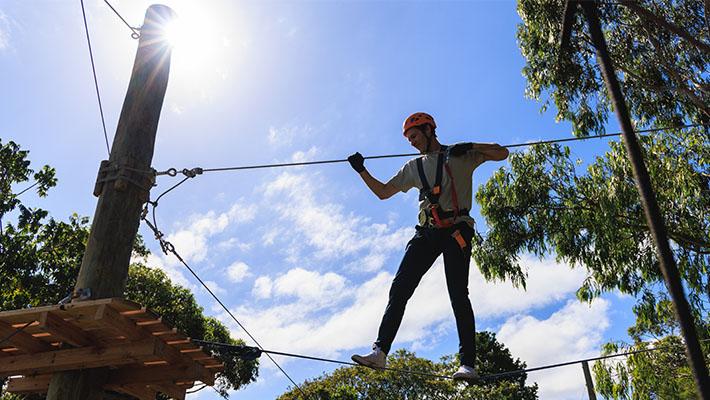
[351,344,386,369]
[452,365,479,381]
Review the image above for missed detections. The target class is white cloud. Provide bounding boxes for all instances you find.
[226,261,252,283]
[225,256,592,371]
[203,280,227,295]
[271,267,349,308]
[252,276,273,299]
[0,10,11,52]
[260,171,411,270]
[472,255,590,318]
[497,298,611,400]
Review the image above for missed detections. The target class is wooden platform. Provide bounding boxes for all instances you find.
[0,298,224,400]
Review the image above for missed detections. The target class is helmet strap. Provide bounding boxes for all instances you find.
[423,125,433,153]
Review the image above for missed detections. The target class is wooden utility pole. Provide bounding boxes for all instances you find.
[581,361,597,400]
[47,4,175,399]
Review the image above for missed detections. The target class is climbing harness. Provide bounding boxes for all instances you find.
[416,145,468,229]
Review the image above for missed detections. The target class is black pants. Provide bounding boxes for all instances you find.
[375,223,476,367]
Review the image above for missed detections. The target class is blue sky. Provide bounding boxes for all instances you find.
[2,1,637,399]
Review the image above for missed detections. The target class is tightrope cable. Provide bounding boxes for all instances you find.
[80,0,111,157]
[192,338,710,383]
[155,123,709,177]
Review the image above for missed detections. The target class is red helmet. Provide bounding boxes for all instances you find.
[403,112,436,136]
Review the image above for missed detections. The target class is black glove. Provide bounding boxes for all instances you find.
[348,152,366,173]
[448,142,474,157]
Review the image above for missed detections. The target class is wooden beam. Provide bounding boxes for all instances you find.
[6,375,52,394]
[0,338,160,376]
[94,303,145,341]
[0,320,54,354]
[38,311,96,347]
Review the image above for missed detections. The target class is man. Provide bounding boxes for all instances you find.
[347,112,508,380]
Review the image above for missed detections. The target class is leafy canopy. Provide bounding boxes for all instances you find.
[277,331,538,400]
[502,1,710,397]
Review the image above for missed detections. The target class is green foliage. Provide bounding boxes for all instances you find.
[277,331,538,400]
[593,335,704,400]
[503,1,710,397]
[517,0,710,136]
[0,140,258,398]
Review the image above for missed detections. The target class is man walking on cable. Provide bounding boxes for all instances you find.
[347,112,508,381]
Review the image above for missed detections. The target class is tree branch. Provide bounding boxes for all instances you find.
[639,17,710,117]
[621,1,710,56]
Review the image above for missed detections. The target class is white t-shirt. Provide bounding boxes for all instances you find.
[387,144,485,228]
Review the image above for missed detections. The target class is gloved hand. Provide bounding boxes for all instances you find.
[448,142,474,157]
[348,152,366,173]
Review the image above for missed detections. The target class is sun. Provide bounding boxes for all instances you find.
[161,5,221,75]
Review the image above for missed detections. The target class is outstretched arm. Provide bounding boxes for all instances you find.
[474,142,509,162]
[348,152,399,200]
[449,142,509,161]
[358,170,399,200]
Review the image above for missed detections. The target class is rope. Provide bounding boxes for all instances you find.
[140,203,308,398]
[192,338,710,384]
[154,123,710,178]
[80,0,111,157]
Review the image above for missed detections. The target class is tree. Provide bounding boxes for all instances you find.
[517,0,710,136]
[0,139,258,398]
[592,298,703,400]
[277,331,538,400]
[467,0,710,396]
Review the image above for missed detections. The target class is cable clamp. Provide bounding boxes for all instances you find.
[181,167,204,178]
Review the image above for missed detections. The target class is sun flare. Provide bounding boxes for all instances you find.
[162,5,222,75]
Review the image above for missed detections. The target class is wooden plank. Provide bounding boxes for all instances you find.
[105,383,157,400]
[0,338,160,376]
[6,374,52,394]
[38,311,96,347]
[95,303,146,341]
[7,365,212,395]
[0,320,54,354]
[150,383,186,400]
